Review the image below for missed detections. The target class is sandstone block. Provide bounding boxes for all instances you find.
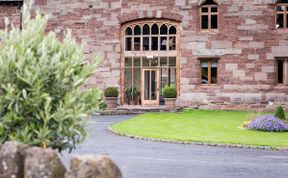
[24,147,66,178]
[0,141,28,178]
[262,66,275,73]
[225,63,238,70]
[211,41,232,49]
[255,72,267,81]
[66,155,122,178]
[248,54,259,60]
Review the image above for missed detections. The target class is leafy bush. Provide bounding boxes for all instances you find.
[0,3,105,152]
[275,105,286,120]
[104,87,118,97]
[247,115,288,132]
[126,86,137,98]
[163,86,177,98]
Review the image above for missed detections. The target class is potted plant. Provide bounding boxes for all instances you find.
[163,85,177,109]
[104,87,119,109]
[126,86,138,105]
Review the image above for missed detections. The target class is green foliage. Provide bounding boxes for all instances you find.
[126,86,137,98]
[0,2,105,152]
[104,87,119,97]
[163,85,177,98]
[275,106,286,120]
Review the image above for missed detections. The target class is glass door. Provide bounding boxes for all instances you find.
[141,69,159,106]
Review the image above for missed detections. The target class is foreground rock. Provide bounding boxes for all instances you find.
[24,147,66,178]
[66,155,123,178]
[0,141,28,178]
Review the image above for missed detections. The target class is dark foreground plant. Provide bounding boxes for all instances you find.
[0,2,105,152]
[247,115,288,132]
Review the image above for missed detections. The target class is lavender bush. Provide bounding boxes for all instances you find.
[247,115,288,132]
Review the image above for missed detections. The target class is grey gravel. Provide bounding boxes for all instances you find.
[61,115,288,178]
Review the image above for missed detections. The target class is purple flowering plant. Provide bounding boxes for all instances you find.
[247,115,288,132]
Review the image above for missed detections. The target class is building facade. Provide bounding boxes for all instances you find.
[1,0,288,111]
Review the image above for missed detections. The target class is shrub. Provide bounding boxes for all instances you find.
[275,105,286,120]
[126,86,137,98]
[0,2,105,152]
[104,87,119,97]
[247,115,288,132]
[163,86,177,98]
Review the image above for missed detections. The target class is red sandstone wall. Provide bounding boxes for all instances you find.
[0,5,21,29]
[2,0,287,111]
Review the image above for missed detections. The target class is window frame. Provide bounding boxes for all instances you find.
[199,59,219,85]
[275,3,288,30]
[200,4,219,30]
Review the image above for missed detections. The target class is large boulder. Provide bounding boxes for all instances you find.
[0,141,28,178]
[24,147,66,178]
[66,155,122,178]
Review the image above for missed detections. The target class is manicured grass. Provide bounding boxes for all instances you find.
[111,110,288,148]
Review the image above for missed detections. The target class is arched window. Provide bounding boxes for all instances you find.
[200,0,219,30]
[124,23,177,52]
[275,0,288,29]
[121,20,179,106]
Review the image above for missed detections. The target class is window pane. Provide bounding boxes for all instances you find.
[201,7,208,13]
[169,26,177,34]
[152,37,158,51]
[276,5,285,11]
[211,7,218,12]
[125,57,132,66]
[169,36,176,50]
[144,70,150,100]
[124,68,132,103]
[211,62,218,84]
[160,24,168,34]
[142,57,149,67]
[278,60,284,84]
[134,57,141,67]
[151,57,158,66]
[276,14,284,28]
[133,67,141,104]
[201,62,208,84]
[151,24,159,34]
[134,37,141,51]
[143,37,149,51]
[160,57,168,67]
[211,15,218,29]
[125,27,132,35]
[143,24,150,35]
[134,25,141,35]
[151,70,157,100]
[125,37,132,51]
[169,57,176,67]
[201,15,209,29]
[160,37,167,51]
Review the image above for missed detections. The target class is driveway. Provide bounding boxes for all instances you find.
[61,115,288,178]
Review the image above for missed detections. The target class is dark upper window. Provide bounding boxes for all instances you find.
[275,1,288,29]
[200,0,219,30]
[124,23,177,52]
[200,60,218,85]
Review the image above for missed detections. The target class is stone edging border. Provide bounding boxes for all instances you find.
[107,127,288,151]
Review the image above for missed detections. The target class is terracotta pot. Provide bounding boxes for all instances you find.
[164,98,176,109]
[105,97,118,109]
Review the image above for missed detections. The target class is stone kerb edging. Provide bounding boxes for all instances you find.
[107,127,288,151]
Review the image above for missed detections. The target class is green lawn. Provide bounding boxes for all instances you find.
[111,110,288,148]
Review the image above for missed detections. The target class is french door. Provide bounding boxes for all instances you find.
[141,69,159,106]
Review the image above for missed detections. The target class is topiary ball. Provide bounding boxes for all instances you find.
[104,87,119,97]
[247,115,288,132]
[163,86,177,98]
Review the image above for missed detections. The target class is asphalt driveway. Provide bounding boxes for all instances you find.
[61,115,288,178]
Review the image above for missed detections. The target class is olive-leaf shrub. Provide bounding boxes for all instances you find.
[0,2,105,152]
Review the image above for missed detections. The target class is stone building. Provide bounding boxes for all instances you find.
[1,0,288,110]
